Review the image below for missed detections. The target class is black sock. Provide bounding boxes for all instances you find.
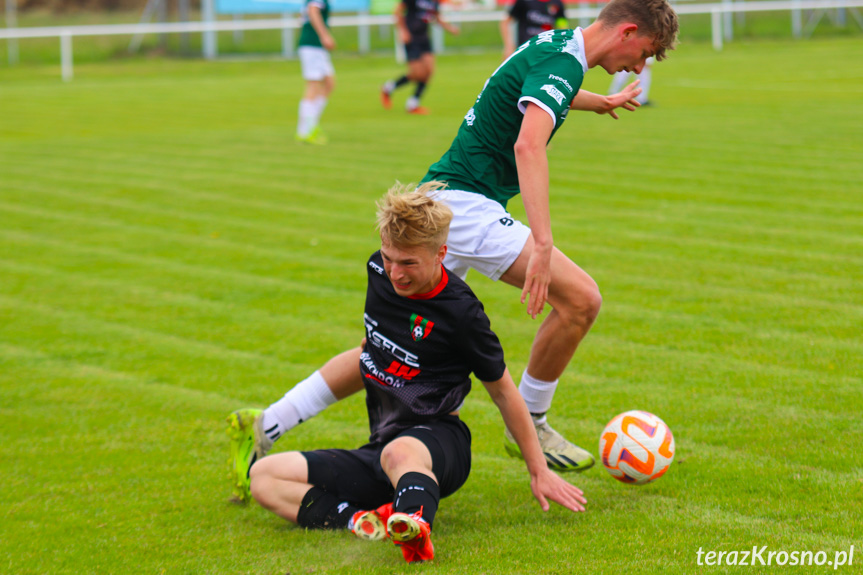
[394,75,410,89]
[413,81,427,100]
[296,487,359,530]
[393,472,440,529]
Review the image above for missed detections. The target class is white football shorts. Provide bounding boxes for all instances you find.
[430,188,531,281]
[298,46,334,81]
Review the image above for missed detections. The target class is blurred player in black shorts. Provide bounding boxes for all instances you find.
[380,0,459,114]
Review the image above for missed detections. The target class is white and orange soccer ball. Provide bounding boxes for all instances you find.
[599,410,675,485]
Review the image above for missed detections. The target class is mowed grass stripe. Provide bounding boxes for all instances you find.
[0,259,364,356]
[0,295,350,394]
[4,254,858,380]
[8,171,863,268]
[4,203,857,324]
[8,148,862,246]
[1,185,374,248]
[0,228,367,299]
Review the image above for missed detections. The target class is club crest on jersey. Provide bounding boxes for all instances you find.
[410,314,434,341]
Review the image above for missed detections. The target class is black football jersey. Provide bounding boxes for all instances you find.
[509,0,566,46]
[403,0,440,39]
[361,251,506,444]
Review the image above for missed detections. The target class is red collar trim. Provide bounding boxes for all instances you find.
[408,266,448,300]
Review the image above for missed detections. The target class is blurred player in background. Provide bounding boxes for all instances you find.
[380,0,460,114]
[235,183,586,564]
[609,56,654,105]
[500,0,568,58]
[296,0,336,144]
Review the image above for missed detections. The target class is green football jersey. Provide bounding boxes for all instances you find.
[298,0,330,48]
[422,29,588,209]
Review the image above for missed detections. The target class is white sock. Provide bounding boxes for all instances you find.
[406,96,419,111]
[636,67,652,104]
[297,99,317,137]
[313,96,328,122]
[609,71,630,95]
[261,371,337,443]
[518,369,558,418]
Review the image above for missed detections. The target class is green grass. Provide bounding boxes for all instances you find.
[2,35,863,574]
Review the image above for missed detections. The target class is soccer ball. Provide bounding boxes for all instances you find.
[599,410,675,485]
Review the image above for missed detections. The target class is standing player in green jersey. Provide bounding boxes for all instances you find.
[296,0,336,144]
[420,0,678,470]
[227,0,679,493]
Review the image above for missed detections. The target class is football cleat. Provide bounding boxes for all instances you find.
[350,503,394,541]
[504,421,595,472]
[295,126,328,145]
[406,106,429,115]
[387,510,434,563]
[226,408,271,503]
[380,87,392,110]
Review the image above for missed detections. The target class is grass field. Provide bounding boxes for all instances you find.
[2,33,862,574]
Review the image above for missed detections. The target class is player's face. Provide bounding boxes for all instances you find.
[604,27,657,75]
[380,241,447,298]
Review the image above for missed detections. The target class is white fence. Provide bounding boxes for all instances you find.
[1,0,861,81]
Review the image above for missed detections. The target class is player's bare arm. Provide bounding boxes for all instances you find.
[308,5,335,51]
[482,371,587,513]
[434,11,459,35]
[395,2,411,43]
[513,103,555,319]
[570,81,642,120]
[499,16,516,57]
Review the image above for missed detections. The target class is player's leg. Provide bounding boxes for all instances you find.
[406,49,433,114]
[381,41,418,108]
[608,70,631,95]
[499,234,601,470]
[431,188,597,471]
[297,80,322,140]
[501,235,601,380]
[248,451,314,522]
[296,48,333,143]
[635,57,654,105]
[227,347,364,502]
[310,73,335,133]
[252,446,391,534]
[380,417,471,562]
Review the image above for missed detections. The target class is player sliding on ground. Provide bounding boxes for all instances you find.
[230,183,586,563]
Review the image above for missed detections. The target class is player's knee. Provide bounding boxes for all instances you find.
[380,441,406,473]
[560,278,602,328]
[380,439,422,476]
[249,465,271,506]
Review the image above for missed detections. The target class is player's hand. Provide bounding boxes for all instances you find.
[531,468,587,513]
[400,29,411,44]
[521,246,552,319]
[602,79,642,120]
[322,33,336,51]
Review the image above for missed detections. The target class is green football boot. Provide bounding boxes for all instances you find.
[295,126,328,145]
[504,420,595,472]
[226,408,271,503]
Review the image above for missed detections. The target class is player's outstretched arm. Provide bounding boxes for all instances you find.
[571,80,642,119]
[482,370,587,513]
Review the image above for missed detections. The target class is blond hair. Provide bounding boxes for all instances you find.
[376,181,453,249]
[598,0,679,61]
